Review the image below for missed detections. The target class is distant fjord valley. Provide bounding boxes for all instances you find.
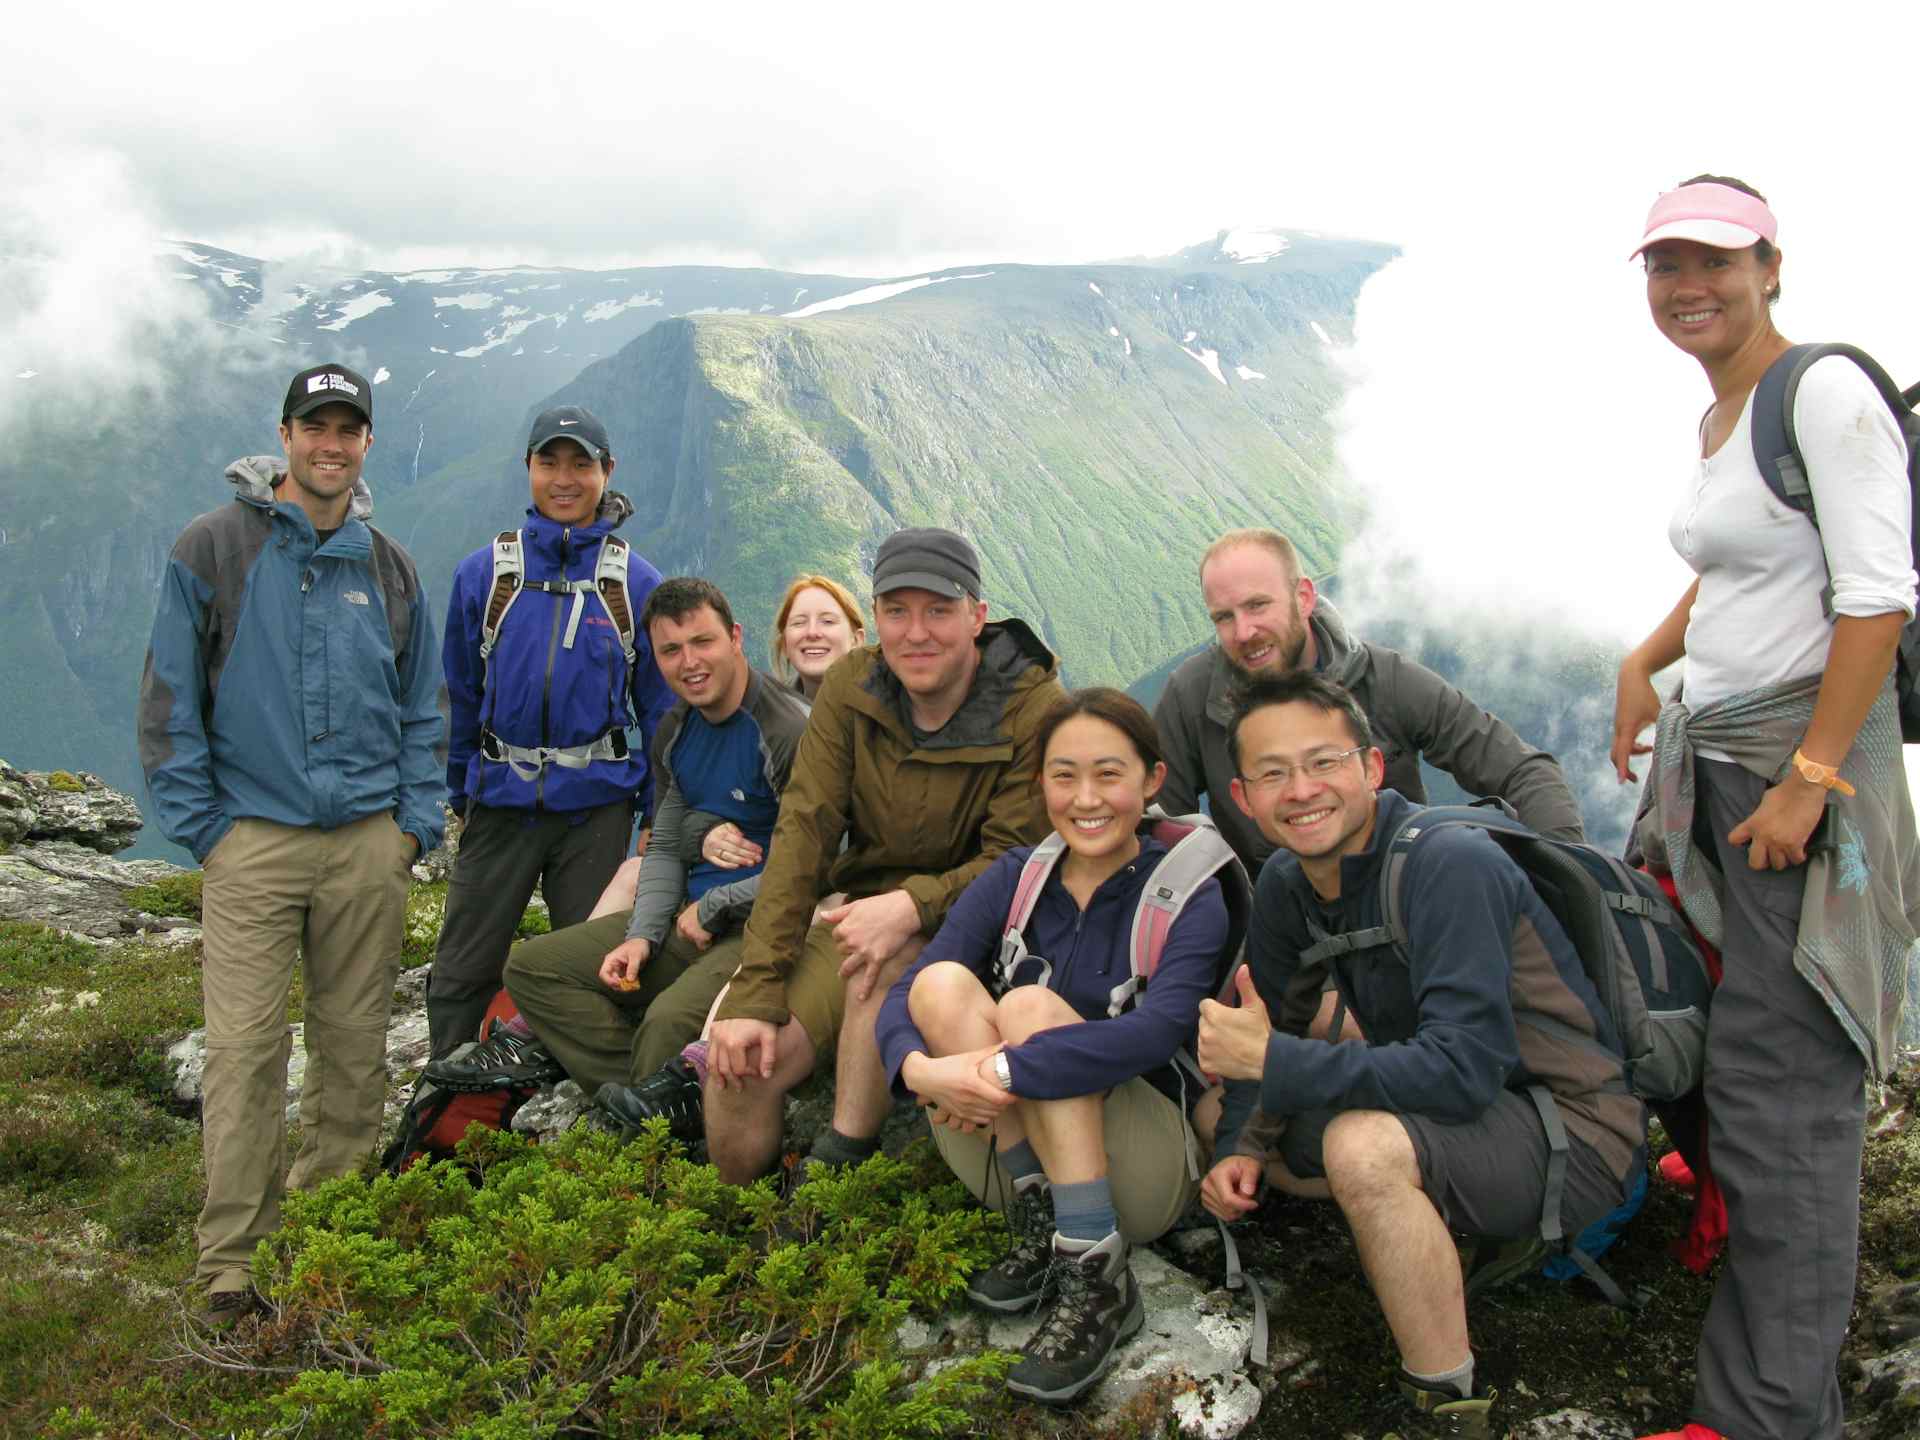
[3,226,1619,855]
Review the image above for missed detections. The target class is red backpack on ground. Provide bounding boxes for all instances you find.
[381,990,545,1173]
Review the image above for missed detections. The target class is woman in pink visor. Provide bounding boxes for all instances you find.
[1615,178,1919,1440]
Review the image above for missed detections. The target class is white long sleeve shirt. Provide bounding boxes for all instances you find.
[1672,353,1915,716]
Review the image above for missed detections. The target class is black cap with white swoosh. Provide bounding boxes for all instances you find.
[526,405,612,462]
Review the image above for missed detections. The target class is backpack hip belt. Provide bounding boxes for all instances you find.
[478,726,631,783]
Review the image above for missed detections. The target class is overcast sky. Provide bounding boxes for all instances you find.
[7,1,1920,803]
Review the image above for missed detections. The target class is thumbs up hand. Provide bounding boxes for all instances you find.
[1197,964,1276,1083]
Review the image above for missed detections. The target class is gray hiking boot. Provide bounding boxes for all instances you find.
[1397,1371,1497,1439]
[1005,1231,1144,1406]
[967,1172,1054,1313]
[198,1285,261,1334]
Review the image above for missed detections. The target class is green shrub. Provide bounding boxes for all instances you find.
[124,871,204,920]
[225,1126,1011,1439]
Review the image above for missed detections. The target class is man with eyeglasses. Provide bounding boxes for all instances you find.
[1153,528,1584,879]
[1193,670,1643,1439]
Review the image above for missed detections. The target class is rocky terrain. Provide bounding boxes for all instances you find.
[2,766,1916,1438]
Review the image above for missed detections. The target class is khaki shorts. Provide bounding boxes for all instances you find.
[781,918,851,1058]
[930,1075,1201,1245]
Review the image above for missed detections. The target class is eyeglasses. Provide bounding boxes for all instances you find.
[1240,747,1366,793]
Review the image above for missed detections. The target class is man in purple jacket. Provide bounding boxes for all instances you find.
[427,406,673,1055]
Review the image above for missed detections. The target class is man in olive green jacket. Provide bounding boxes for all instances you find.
[705,528,1065,1184]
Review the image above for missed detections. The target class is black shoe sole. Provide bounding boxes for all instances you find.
[1004,1287,1145,1405]
[966,1281,1050,1314]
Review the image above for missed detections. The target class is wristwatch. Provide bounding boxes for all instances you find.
[992,1053,1013,1091]
[1791,749,1857,797]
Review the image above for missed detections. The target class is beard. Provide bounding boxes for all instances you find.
[1224,600,1310,682]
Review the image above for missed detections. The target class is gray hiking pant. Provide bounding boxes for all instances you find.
[1692,759,1866,1440]
[427,799,634,1056]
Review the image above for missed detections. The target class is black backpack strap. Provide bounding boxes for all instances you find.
[1755,342,1915,618]
[381,1083,458,1174]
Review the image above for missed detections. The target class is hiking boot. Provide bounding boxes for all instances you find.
[199,1286,261,1333]
[423,1021,564,1092]
[1397,1372,1496,1439]
[1005,1231,1144,1406]
[967,1172,1055,1313]
[1462,1232,1549,1300]
[594,1058,703,1141]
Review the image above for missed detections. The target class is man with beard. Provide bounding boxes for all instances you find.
[1154,529,1583,879]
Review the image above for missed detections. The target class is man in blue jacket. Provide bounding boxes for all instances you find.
[429,406,673,1055]
[138,363,447,1327]
[1195,672,1642,1438]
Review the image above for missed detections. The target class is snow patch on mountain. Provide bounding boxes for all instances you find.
[1220,228,1291,263]
[1310,321,1333,345]
[434,293,498,311]
[318,291,395,331]
[1123,337,1132,356]
[1181,346,1227,385]
[583,293,664,323]
[786,273,993,318]
[1088,282,1104,297]
[1108,326,1120,337]
[1235,364,1266,381]
[372,367,391,384]
[454,309,539,358]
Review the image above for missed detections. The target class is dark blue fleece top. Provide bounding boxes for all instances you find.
[1218,789,1613,1154]
[877,836,1230,1106]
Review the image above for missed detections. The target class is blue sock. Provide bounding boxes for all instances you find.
[999,1139,1042,1181]
[1050,1177,1118,1243]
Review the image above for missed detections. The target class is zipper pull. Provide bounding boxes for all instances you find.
[301,570,315,594]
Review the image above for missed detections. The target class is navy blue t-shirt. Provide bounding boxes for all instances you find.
[670,706,781,900]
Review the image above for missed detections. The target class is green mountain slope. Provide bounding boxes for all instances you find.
[392,241,1394,692]
[5,231,1396,853]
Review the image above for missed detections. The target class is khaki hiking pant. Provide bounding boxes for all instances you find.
[505,912,745,1094]
[195,812,412,1292]
[930,1074,1201,1245]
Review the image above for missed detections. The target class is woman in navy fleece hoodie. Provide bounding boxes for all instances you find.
[876,688,1230,1405]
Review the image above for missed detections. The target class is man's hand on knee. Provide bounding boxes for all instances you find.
[709,1017,780,1087]
[1201,1154,1264,1220]
[822,891,922,1001]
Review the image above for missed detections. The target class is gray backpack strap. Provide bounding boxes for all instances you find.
[998,835,1067,994]
[1111,816,1235,1017]
[1216,1215,1269,1369]
[593,535,637,666]
[1521,1084,1635,1309]
[479,530,525,667]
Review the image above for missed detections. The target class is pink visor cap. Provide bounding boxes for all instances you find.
[1630,182,1778,259]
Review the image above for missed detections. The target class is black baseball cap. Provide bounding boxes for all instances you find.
[283,364,373,424]
[872,527,983,600]
[526,406,612,462]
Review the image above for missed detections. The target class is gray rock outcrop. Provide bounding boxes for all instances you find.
[0,761,144,854]
[0,840,193,938]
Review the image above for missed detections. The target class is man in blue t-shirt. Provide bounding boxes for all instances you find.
[432,577,811,1136]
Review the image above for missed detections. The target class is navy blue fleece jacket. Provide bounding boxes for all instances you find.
[1217,790,1613,1156]
[878,836,1229,1105]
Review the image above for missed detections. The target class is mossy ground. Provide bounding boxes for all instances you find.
[2,907,1914,1439]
